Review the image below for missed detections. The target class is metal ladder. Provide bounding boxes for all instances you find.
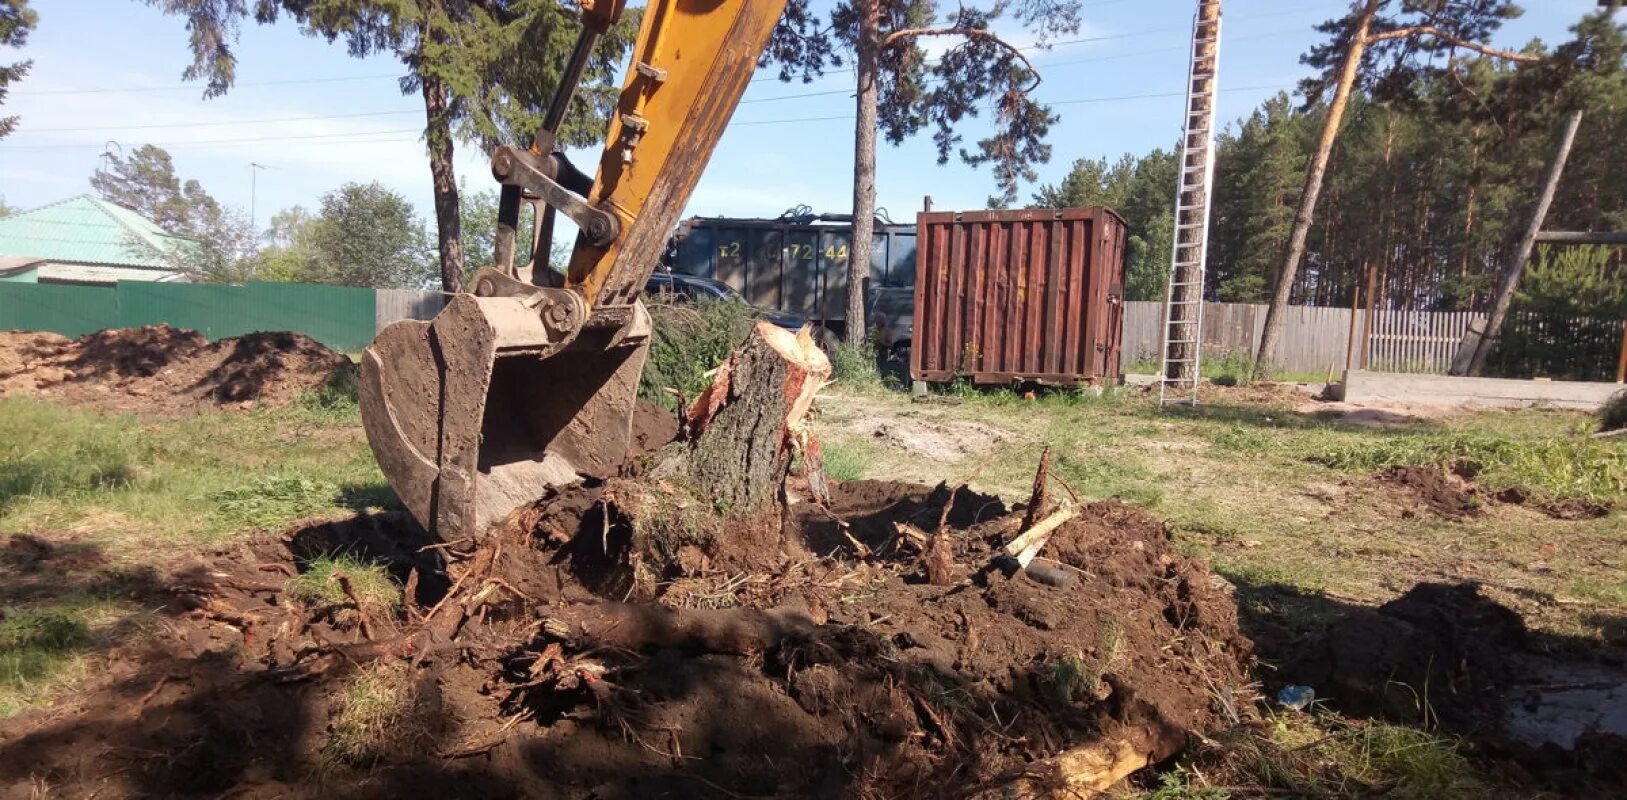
[1158,0,1222,407]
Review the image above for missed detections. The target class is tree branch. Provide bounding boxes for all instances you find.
[881,27,1042,88]
[1364,26,1543,63]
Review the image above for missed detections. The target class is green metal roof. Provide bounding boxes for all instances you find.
[0,195,194,270]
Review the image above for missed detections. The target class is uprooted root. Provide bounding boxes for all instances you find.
[116,474,1256,799]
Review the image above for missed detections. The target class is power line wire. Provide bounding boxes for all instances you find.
[729,82,1295,126]
[0,127,422,151]
[13,72,403,97]
[9,23,1310,135]
[18,109,419,134]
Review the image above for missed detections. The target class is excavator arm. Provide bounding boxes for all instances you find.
[359,0,789,537]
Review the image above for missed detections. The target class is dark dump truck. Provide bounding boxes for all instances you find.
[661,207,918,344]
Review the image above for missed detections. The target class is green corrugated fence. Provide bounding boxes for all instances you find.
[0,280,379,352]
[0,282,119,338]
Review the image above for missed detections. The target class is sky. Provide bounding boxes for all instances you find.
[0,0,1603,236]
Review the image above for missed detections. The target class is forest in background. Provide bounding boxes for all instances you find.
[1036,18,1626,323]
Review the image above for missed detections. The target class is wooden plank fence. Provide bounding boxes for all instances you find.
[1123,301,1492,377]
[1366,309,1478,374]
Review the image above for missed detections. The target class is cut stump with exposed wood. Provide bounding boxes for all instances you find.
[681,321,832,513]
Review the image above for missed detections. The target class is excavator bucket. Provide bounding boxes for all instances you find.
[360,293,650,536]
[359,0,788,537]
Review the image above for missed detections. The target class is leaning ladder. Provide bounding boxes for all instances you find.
[1159,0,1222,407]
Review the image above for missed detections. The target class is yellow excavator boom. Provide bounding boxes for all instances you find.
[359,0,790,537]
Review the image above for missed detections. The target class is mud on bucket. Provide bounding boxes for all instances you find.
[360,292,650,537]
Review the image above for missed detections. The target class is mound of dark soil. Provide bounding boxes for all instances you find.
[1376,466,1613,521]
[0,325,349,414]
[1378,465,1484,518]
[72,324,209,380]
[0,481,1253,799]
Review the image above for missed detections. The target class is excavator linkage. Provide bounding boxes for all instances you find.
[360,0,789,537]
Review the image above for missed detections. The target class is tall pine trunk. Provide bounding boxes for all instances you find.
[846,0,880,346]
[1252,0,1378,380]
[422,66,466,293]
[1465,109,1584,376]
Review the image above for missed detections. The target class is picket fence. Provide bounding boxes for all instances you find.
[1122,301,1623,379]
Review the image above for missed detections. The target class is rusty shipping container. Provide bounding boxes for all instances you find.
[911,208,1127,385]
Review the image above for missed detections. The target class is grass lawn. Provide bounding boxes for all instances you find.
[0,392,385,716]
[2,377,1623,796]
[816,382,1627,645]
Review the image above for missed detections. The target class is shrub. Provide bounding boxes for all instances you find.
[641,299,757,408]
[1599,388,1627,433]
[830,341,880,385]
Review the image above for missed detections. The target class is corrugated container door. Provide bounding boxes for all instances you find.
[911,207,1127,386]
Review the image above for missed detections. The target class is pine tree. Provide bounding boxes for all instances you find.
[141,0,636,293]
[0,0,36,139]
[765,0,1081,343]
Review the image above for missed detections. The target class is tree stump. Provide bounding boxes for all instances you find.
[683,321,831,513]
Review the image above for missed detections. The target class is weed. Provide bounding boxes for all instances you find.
[298,362,360,423]
[1209,349,1256,386]
[830,341,881,384]
[209,474,341,529]
[822,443,866,481]
[326,660,438,765]
[285,555,400,617]
[0,607,95,717]
[641,299,757,407]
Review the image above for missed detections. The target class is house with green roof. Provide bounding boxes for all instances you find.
[0,195,194,286]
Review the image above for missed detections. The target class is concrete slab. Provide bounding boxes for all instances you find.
[1343,369,1624,410]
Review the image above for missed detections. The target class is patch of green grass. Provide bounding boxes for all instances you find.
[0,396,381,547]
[209,474,340,529]
[1053,451,1163,507]
[1567,577,1627,607]
[1214,560,1326,593]
[326,660,437,765]
[1207,424,1279,454]
[0,400,150,512]
[1140,712,1486,799]
[822,442,866,482]
[285,555,400,616]
[0,606,95,717]
[1310,431,1627,502]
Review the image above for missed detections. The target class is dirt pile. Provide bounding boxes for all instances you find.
[1378,465,1485,518]
[0,479,1252,799]
[0,325,350,413]
[1374,465,1612,520]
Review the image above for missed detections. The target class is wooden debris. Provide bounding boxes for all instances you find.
[1003,505,1080,568]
